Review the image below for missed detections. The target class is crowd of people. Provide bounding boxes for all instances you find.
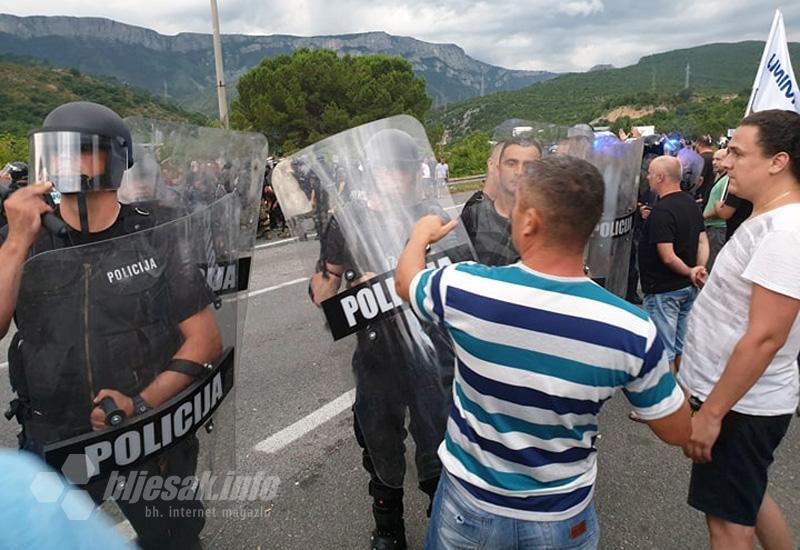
[0,102,798,550]
[395,111,799,550]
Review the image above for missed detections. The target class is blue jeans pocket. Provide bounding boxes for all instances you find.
[427,475,487,549]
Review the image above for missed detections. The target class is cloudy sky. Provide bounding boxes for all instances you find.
[3,1,799,72]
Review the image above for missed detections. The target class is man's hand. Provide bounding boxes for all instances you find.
[3,183,53,249]
[638,203,651,220]
[90,390,134,431]
[410,215,459,246]
[682,410,722,463]
[689,265,708,288]
[351,271,377,286]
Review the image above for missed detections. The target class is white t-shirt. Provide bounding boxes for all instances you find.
[435,162,448,180]
[420,162,431,179]
[679,203,800,415]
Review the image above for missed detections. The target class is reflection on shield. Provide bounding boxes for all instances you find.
[272,115,474,489]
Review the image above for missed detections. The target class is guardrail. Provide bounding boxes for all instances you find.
[446,174,486,186]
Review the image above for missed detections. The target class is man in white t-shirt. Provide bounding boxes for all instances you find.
[420,159,433,198]
[434,158,449,199]
[679,109,800,550]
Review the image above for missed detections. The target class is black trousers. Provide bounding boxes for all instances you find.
[85,436,205,550]
[23,433,204,550]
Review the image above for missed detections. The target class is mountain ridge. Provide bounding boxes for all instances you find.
[0,14,558,111]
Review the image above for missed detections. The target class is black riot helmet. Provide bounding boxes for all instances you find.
[363,128,421,176]
[28,101,134,194]
[362,128,422,202]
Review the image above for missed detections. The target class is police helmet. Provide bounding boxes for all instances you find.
[363,129,421,176]
[28,102,134,194]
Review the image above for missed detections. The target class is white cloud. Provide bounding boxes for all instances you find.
[1,0,799,72]
[556,0,604,17]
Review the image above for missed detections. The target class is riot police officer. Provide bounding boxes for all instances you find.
[0,102,221,550]
[308,129,455,550]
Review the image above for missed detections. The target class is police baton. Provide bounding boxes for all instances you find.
[0,185,67,238]
[100,396,126,427]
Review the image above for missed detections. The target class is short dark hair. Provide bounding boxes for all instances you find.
[500,136,543,161]
[739,109,800,181]
[696,134,713,147]
[518,156,605,248]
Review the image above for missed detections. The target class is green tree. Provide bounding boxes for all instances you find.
[231,49,431,154]
[443,131,491,178]
[0,134,28,167]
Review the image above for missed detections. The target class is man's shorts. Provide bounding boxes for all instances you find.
[688,408,791,526]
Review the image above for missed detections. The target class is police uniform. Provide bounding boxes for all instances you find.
[1,204,213,550]
[459,191,519,266]
[317,200,455,544]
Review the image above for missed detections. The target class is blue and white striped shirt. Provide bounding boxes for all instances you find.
[409,261,684,521]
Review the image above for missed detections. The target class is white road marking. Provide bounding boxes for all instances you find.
[0,362,6,370]
[253,389,356,454]
[247,277,309,299]
[255,237,298,250]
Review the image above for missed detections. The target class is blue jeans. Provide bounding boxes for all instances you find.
[425,473,600,549]
[643,285,698,363]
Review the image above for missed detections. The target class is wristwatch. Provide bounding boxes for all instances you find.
[132,394,153,416]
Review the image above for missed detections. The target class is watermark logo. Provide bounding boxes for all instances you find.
[29,452,280,522]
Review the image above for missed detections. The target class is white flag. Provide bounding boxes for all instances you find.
[746,10,800,115]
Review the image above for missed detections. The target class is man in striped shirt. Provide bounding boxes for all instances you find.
[396,155,691,549]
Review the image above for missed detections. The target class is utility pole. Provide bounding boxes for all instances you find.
[685,62,691,90]
[210,0,229,129]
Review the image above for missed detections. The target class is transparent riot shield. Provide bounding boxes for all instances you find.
[124,118,268,369]
[581,136,644,296]
[13,194,238,542]
[271,115,474,489]
[677,147,704,193]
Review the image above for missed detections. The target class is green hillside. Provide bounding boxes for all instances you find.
[0,54,207,137]
[430,41,800,139]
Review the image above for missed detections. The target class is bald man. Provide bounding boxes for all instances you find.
[638,156,708,371]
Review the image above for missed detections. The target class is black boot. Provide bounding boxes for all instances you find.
[370,501,406,550]
[369,481,406,550]
[419,476,439,518]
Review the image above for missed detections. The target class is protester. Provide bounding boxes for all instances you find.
[638,156,708,372]
[396,155,690,549]
[701,149,730,270]
[0,450,135,550]
[421,158,433,198]
[680,109,800,550]
[434,157,449,199]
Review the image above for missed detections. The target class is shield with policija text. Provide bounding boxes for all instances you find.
[270,115,474,488]
[15,121,266,543]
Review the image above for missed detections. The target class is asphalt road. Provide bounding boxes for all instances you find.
[1,191,797,549]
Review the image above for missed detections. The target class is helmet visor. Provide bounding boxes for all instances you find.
[29,131,130,193]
